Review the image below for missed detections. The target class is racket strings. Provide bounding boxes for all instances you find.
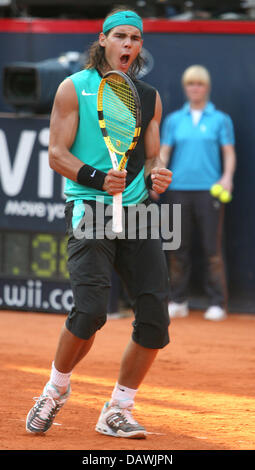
[103,76,137,153]
[103,90,136,125]
[106,77,137,118]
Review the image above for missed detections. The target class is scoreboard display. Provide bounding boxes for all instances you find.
[0,230,73,313]
[0,231,68,281]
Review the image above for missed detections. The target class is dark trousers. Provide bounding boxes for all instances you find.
[163,190,227,309]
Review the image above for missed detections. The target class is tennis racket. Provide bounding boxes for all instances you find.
[97,70,141,233]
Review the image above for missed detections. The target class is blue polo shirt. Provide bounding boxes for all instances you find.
[161,102,235,190]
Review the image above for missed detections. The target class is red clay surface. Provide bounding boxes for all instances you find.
[0,309,254,451]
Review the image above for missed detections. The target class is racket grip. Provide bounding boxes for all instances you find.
[112,193,123,233]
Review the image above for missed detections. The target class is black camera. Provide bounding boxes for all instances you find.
[3,51,84,113]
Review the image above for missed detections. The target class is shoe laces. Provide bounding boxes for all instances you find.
[120,407,139,426]
[33,394,61,420]
[109,401,138,426]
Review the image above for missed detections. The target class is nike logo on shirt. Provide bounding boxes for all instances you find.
[82,89,97,96]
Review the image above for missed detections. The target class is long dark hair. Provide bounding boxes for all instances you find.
[85,6,144,79]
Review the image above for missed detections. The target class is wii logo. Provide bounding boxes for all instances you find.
[0,127,65,199]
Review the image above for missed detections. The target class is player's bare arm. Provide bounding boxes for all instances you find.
[144,91,172,193]
[49,78,83,180]
[160,144,172,168]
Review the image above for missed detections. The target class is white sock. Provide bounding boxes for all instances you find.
[50,361,72,392]
[110,382,138,408]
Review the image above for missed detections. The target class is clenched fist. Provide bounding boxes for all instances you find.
[150,167,172,194]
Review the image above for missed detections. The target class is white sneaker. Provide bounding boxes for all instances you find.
[204,306,227,321]
[95,401,146,439]
[26,382,70,434]
[168,301,189,318]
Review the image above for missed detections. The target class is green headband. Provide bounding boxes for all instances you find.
[103,11,143,35]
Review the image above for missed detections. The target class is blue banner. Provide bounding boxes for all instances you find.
[0,114,65,232]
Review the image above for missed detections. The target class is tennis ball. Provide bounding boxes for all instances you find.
[210,184,223,197]
[219,190,232,203]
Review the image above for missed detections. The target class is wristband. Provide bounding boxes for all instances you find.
[77,164,107,190]
[145,173,153,190]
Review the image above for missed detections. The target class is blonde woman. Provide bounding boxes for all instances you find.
[161,65,236,321]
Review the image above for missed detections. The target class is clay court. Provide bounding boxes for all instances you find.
[0,308,254,451]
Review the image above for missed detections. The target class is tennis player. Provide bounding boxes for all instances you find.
[26,7,172,439]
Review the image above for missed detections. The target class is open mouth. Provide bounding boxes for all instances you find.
[120,54,130,66]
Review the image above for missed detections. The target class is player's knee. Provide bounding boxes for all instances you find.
[132,294,170,349]
[66,283,110,340]
[132,322,169,349]
[65,306,107,340]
